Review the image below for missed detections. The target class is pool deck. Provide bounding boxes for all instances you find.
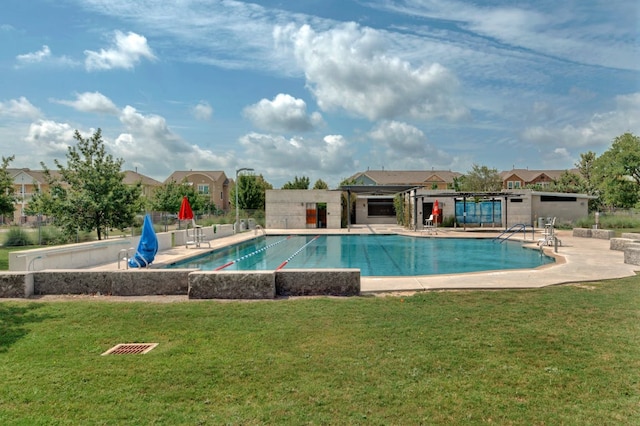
[92,225,638,295]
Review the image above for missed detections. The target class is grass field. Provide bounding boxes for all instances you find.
[1,276,639,424]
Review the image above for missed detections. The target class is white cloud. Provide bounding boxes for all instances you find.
[192,102,213,121]
[0,97,42,120]
[280,23,468,121]
[85,30,156,71]
[16,45,51,63]
[373,1,639,71]
[238,132,357,186]
[522,92,640,150]
[244,93,323,132]
[15,45,77,68]
[23,120,76,158]
[53,92,119,114]
[367,121,454,169]
[113,106,232,179]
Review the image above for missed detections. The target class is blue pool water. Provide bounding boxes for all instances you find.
[166,234,554,277]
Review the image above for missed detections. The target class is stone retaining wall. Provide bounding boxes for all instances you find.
[572,228,615,239]
[189,271,275,299]
[572,228,592,238]
[624,243,640,266]
[610,238,634,251]
[592,229,615,240]
[0,272,32,298]
[32,269,193,296]
[1,268,361,300]
[275,269,360,297]
[621,233,640,240]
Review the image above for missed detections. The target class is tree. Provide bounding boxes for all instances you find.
[0,155,16,221]
[461,164,502,192]
[28,129,142,240]
[596,132,640,208]
[312,179,329,190]
[282,175,310,189]
[231,173,272,210]
[151,179,207,217]
[548,170,585,193]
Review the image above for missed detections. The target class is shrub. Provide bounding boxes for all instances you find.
[3,227,33,246]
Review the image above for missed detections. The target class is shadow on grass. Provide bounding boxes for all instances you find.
[0,303,52,353]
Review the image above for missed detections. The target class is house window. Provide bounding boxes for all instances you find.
[507,181,513,189]
[514,181,521,189]
[197,184,209,194]
[507,181,521,189]
[220,191,223,200]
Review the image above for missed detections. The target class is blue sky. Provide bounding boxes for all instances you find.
[1,0,638,188]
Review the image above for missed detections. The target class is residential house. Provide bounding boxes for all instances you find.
[164,170,230,213]
[500,169,578,190]
[6,168,58,224]
[349,169,462,190]
[123,170,162,198]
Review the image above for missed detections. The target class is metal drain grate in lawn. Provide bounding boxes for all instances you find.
[101,343,158,355]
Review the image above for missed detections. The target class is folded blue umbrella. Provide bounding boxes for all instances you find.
[129,214,158,268]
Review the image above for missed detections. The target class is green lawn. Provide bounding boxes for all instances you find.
[1,276,639,424]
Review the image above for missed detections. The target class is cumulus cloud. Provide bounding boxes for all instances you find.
[0,97,42,119]
[522,92,640,149]
[367,121,453,169]
[192,102,213,121]
[113,106,232,178]
[85,31,156,71]
[52,92,119,114]
[277,23,468,121]
[243,93,323,132]
[238,132,357,185]
[23,120,76,158]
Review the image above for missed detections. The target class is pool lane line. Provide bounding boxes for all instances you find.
[276,235,321,271]
[371,234,404,275]
[215,236,292,271]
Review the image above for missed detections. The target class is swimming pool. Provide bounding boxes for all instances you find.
[166,234,554,276]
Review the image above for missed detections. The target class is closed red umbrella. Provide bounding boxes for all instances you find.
[178,196,194,221]
[432,200,440,225]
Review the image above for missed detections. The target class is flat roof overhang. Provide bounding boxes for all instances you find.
[339,185,422,195]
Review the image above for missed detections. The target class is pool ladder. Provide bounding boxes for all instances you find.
[493,224,531,243]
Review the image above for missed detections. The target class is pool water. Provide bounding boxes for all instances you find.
[167,234,554,277]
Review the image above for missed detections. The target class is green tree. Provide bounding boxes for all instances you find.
[151,179,207,216]
[461,164,503,192]
[282,175,310,189]
[231,174,272,210]
[312,179,329,190]
[596,133,640,208]
[0,155,16,220]
[548,170,585,193]
[28,129,142,240]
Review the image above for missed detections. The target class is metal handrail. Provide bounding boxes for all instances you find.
[493,224,530,243]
